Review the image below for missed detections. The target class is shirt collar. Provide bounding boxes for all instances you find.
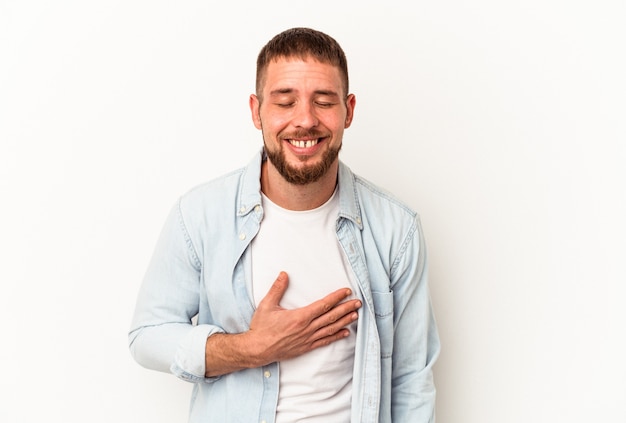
[337,160,364,229]
[236,150,263,217]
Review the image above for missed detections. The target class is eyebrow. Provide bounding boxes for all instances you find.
[269,88,340,98]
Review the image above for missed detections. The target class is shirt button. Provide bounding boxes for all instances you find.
[254,205,261,213]
[239,206,246,213]
[239,233,246,240]
[264,371,271,378]
[356,217,362,225]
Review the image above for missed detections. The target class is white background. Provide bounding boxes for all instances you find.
[2,1,625,422]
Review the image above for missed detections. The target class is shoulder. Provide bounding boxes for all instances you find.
[339,162,419,226]
[353,173,419,220]
[180,167,245,207]
[171,167,247,237]
[339,162,422,245]
[179,150,263,214]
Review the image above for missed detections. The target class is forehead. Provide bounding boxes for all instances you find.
[262,58,343,95]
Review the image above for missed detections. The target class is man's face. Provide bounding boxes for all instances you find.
[250,58,355,185]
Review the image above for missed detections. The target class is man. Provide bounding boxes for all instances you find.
[129,27,439,422]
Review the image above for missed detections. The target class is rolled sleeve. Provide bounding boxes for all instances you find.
[170,324,225,383]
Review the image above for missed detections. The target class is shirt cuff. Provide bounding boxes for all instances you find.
[170,324,225,383]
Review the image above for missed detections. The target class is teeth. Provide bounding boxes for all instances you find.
[290,139,318,148]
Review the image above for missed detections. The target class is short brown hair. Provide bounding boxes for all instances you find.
[255,27,349,100]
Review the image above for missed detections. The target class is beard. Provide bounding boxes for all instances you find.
[263,136,341,185]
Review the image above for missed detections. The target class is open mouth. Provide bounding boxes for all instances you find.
[288,139,320,148]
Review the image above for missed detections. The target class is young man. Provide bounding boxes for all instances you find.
[129,27,440,422]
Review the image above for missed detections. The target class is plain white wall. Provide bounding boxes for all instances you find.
[2,1,624,422]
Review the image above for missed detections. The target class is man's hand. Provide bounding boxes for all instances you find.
[248,271,361,362]
[205,271,361,377]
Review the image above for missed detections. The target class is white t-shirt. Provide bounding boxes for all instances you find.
[250,189,358,422]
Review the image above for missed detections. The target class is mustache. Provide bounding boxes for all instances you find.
[279,129,327,140]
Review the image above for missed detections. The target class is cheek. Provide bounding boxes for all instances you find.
[325,116,347,133]
[260,113,291,135]
[320,108,347,127]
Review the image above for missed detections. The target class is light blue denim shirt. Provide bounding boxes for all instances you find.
[129,150,440,422]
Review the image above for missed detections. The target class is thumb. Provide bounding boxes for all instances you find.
[260,271,289,308]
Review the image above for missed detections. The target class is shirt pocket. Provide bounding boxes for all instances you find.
[371,290,394,358]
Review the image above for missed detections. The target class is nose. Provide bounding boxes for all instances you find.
[293,102,319,128]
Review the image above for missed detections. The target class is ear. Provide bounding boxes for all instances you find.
[249,94,262,129]
[344,94,356,128]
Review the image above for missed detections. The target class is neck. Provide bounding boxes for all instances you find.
[261,160,339,211]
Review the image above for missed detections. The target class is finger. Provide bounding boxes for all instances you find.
[312,300,360,330]
[302,288,353,318]
[259,271,289,308]
[309,311,359,344]
[309,326,353,350]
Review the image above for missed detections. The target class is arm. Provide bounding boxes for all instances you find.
[128,200,218,378]
[390,217,440,422]
[204,271,362,377]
